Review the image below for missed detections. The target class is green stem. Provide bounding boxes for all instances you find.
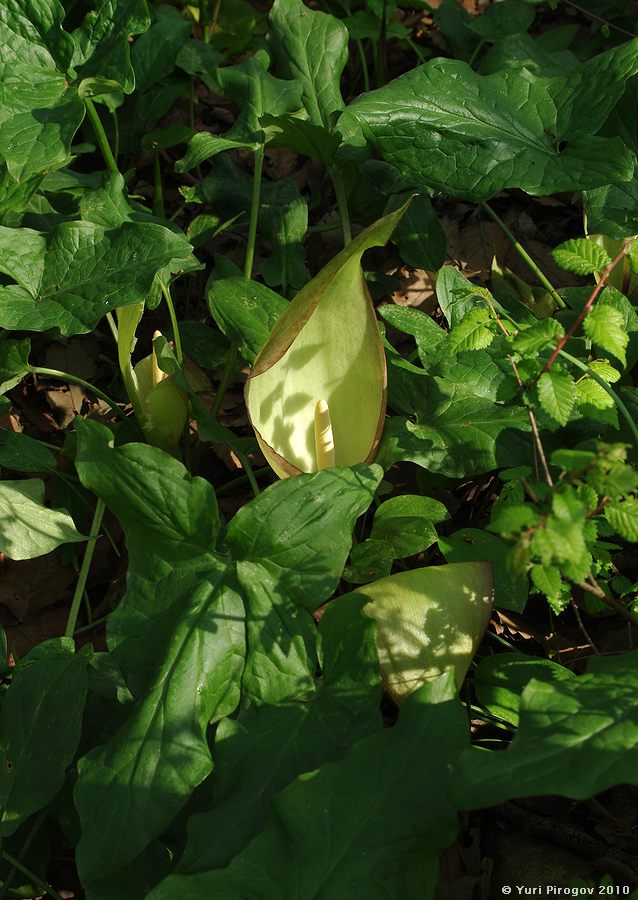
[467,37,485,69]
[160,281,183,366]
[330,168,352,246]
[215,465,272,495]
[83,97,118,176]
[245,146,264,281]
[65,498,105,638]
[106,311,119,343]
[0,811,54,900]
[29,366,129,424]
[236,451,261,497]
[153,153,165,219]
[559,349,638,450]
[0,850,62,900]
[74,613,110,636]
[211,145,264,419]
[481,202,565,309]
[111,109,120,161]
[356,39,370,93]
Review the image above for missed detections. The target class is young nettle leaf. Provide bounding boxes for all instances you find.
[245,205,407,477]
[583,305,629,367]
[447,307,495,353]
[512,318,564,355]
[530,563,564,609]
[537,368,576,426]
[605,498,638,542]
[551,238,611,275]
[356,562,493,703]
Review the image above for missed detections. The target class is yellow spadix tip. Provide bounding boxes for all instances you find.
[151,331,166,386]
[314,399,335,470]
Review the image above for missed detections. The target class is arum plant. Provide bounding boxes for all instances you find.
[245,204,409,477]
[116,303,187,454]
[355,561,494,703]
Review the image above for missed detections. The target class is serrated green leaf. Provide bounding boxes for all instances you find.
[489,504,540,535]
[605,498,638,541]
[530,564,562,602]
[512,318,563,354]
[583,304,628,366]
[551,238,611,275]
[340,39,638,201]
[576,377,616,410]
[448,307,494,352]
[588,359,621,383]
[537,369,576,426]
[436,266,495,327]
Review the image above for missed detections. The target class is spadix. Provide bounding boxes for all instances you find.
[245,204,409,477]
[132,331,188,454]
[355,561,493,703]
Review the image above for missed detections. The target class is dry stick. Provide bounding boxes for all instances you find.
[563,0,637,39]
[509,355,554,487]
[570,596,601,656]
[542,247,627,374]
[579,575,638,629]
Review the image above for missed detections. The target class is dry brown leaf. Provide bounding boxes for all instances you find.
[0,554,76,622]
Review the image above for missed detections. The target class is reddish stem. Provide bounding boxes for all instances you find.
[542,248,627,374]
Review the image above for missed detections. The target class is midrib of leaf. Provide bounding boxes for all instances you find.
[374,66,555,155]
[95,565,238,812]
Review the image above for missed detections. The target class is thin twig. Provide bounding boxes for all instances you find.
[563,0,637,38]
[542,248,627,374]
[570,596,601,656]
[509,356,553,487]
[579,575,638,629]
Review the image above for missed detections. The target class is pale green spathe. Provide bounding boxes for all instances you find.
[356,561,493,702]
[245,204,409,476]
